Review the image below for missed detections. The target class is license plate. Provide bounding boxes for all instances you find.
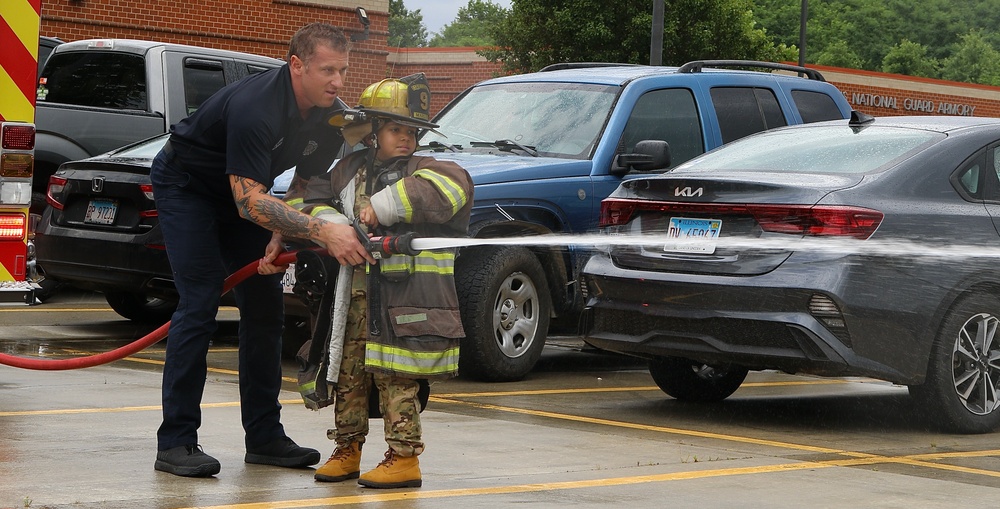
[84,199,118,225]
[282,263,297,294]
[663,217,722,254]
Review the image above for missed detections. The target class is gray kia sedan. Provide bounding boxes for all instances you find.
[582,114,1000,434]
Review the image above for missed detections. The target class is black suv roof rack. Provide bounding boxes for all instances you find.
[676,60,826,81]
[539,62,643,72]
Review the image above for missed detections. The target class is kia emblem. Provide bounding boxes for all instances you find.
[92,177,105,193]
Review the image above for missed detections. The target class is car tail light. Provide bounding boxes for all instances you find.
[0,213,27,241]
[139,184,157,218]
[46,175,68,210]
[599,199,883,240]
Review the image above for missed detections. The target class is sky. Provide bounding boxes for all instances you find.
[403,0,512,36]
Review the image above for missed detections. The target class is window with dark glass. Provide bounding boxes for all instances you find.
[792,90,845,123]
[619,88,703,168]
[39,52,147,110]
[182,58,226,115]
[710,87,787,144]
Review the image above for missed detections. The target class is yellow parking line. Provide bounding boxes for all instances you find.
[0,306,239,312]
[0,400,243,417]
[434,379,853,398]
[431,398,1000,479]
[174,461,839,509]
[176,449,1000,509]
[0,307,116,312]
[432,396,866,456]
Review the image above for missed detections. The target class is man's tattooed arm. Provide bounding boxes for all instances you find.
[229,174,320,241]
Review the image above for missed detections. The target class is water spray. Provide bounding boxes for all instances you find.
[3,229,997,370]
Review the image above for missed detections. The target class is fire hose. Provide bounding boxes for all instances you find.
[0,227,429,371]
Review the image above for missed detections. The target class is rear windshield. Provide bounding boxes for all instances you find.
[114,135,169,159]
[673,124,942,174]
[38,52,147,110]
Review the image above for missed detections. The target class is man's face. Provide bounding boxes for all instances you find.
[376,121,418,161]
[291,43,349,110]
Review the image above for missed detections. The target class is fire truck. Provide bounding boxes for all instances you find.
[0,0,41,303]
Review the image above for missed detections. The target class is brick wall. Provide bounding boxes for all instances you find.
[39,0,389,107]
[387,47,505,114]
[810,64,1000,118]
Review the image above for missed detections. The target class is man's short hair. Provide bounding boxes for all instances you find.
[287,23,349,63]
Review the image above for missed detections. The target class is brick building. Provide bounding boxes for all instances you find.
[39,0,391,107]
[813,64,1000,118]
[38,0,1000,118]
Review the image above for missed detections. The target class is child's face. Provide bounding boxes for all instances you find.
[375,121,418,161]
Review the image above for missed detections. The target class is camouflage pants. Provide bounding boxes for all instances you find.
[327,270,424,457]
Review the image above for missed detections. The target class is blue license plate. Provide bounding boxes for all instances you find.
[84,199,117,225]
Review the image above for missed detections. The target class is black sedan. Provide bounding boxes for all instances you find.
[582,114,1000,433]
[34,134,306,326]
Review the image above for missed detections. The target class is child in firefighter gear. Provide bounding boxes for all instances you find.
[286,73,473,488]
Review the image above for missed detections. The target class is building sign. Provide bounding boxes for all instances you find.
[849,92,976,116]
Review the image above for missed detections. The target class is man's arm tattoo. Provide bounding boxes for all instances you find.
[231,175,320,240]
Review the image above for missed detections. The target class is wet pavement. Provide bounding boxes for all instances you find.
[2,290,1000,508]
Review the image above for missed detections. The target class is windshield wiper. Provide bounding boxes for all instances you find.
[423,140,461,152]
[470,139,539,157]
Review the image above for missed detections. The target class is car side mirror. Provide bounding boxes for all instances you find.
[612,140,671,176]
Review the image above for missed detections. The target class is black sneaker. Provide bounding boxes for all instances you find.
[245,436,321,468]
[154,444,221,477]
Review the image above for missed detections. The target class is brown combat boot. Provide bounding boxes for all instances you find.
[314,442,362,482]
[358,449,421,488]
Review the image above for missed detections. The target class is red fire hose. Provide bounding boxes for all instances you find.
[0,248,319,371]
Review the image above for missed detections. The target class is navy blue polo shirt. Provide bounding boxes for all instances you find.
[166,64,345,201]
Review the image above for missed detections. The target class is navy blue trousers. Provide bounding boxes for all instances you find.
[151,152,285,451]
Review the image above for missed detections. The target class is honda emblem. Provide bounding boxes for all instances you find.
[92,177,105,193]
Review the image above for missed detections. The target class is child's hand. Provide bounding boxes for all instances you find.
[360,205,380,229]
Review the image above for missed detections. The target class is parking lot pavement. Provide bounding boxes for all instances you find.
[3,297,1000,507]
[3,351,1000,508]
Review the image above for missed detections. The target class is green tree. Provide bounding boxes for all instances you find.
[940,30,1000,86]
[481,0,794,74]
[429,0,509,47]
[388,0,428,48]
[752,0,1000,83]
[813,40,863,69]
[881,40,938,78]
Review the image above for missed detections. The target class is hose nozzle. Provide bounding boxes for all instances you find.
[353,219,420,259]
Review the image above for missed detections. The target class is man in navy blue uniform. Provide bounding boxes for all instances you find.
[150,22,375,478]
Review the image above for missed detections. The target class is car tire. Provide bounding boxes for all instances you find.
[104,291,177,324]
[649,357,749,402]
[908,293,1000,434]
[456,245,551,382]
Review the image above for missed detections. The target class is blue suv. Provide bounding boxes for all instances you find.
[418,60,852,382]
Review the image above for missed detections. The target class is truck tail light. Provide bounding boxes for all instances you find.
[1,124,35,150]
[1,154,33,178]
[1,123,35,178]
[0,214,27,241]
[46,176,67,210]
